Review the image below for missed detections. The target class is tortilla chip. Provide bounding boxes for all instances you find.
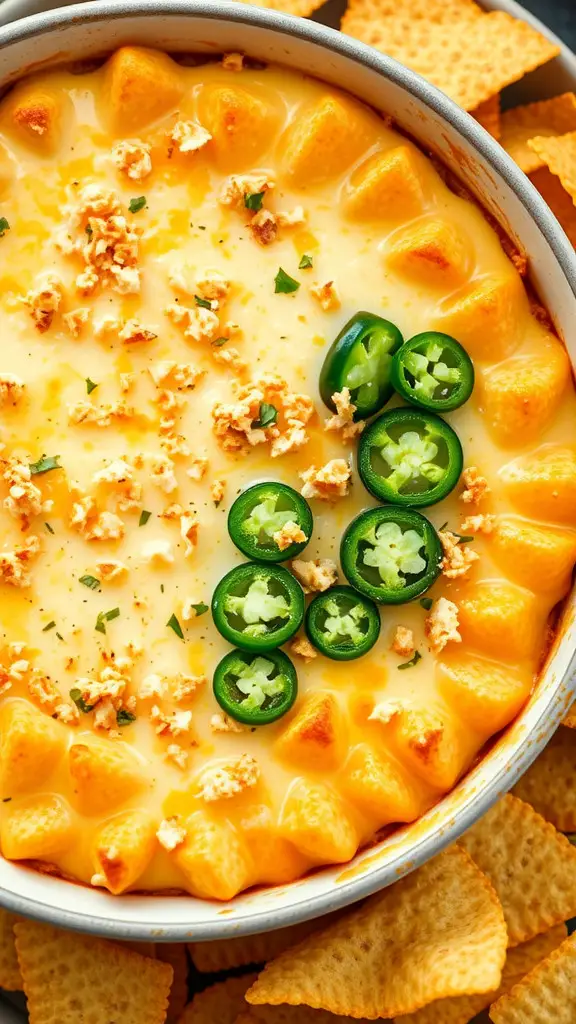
[341,8,559,111]
[489,933,576,1023]
[399,925,567,1023]
[512,726,576,831]
[530,166,576,246]
[529,130,576,201]
[472,95,501,139]
[189,920,327,973]
[179,973,257,1024]
[156,943,188,1023]
[500,93,576,172]
[237,1008,374,1022]
[460,794,576,946]
[14,920,172,1024]
[246,845,506,1018]
[0,909,21,991]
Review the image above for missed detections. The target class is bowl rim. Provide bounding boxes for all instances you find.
[0,0,575,941]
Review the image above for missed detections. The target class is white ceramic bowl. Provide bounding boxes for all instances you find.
[0,0,574,943]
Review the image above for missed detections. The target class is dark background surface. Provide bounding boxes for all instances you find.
[525,0,576,46]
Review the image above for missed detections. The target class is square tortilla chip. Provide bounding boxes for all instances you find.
[530,166,576,246]
[0,908,21,991]
[399,925,567,1023]
[489,933,576,1024]
[341,8,559,111]
[188,919,333,973]
[472,96,501,139]
[156,943,189,1023]
[246,845,507,1019]
[460,794,576,947]
[14,920,172,1024]
[528,130,576,201]
[512,726,576,832]
[500,93,576,173]
[179,973,258,1024]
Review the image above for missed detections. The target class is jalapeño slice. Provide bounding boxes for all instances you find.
[358,406,463,507]
[341,506,442,604]
[211,562,305,652]
[391,331,474,412]
[320,311,403,420]
[213,648,298,725]
[228,481,313,563]
[305,585,380,660]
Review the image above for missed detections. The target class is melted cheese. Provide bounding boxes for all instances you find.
[0,47,574,899]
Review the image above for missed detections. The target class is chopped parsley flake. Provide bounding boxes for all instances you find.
[139,510,152,527]
[44,522,54,535]
[86,378,98,395]
[29,454,61,475]
[116,708,137,726]
[0,218,10,237]
[79,574,100,591]
[167,613,184,640]
[398,650,422,670]
[42,620,56,632]
[244,191,265,212]
[190,602,209,617]
[211,336,228,347]
[56,632,64,642]
[419,597,433,610]
[128,196,147,213]
[95,607,120,634]
[298,254,313,270]
[194,295,212,310]
[70,688,95,713]
[252,402,278,429]
[274,267,300,294]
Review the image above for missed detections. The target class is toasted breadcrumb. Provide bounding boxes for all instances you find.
[63,308,90,338]
[186,457,208,482]
[210,711,247,734]
[425,597,462,654]
[290,635,318,661]
[151,706,193,737]
[310,280,340,311]
[138,674,166,699]
[195,270,230,302]
[140,538,174,566]
[180,514,199,558]
[68,399,133,427]
[222,52,244,71]
[118,318,158,345]
[291,557,338,594]
[166,744,189,770]
[170,120,212,154]
[391,626,415,658]
[276,207,306,228]
[0,536,40,588]
[165,302,220,344]
[250,208,278,246]
[58,183,141,296]
[2,456,45,526]
[219,172,275,208]
[157,816,187,851]
[211,479,226,506]
[172,674,207,702]
[198,753,260,801]
[461,466,490,505]
[324,387,365,442]
[23,273,63,332]
[95,559,128,583]
[111,139,152,182]
[460,513,496,535]
[300,459,351,501]
[439,529,479,580]
[273,520,307,552]
[212,373,313,456]
[0,374,24,407]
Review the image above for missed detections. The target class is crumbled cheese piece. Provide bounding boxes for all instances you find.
[0,373,25,407]
[425,597,462,655]
[300,459,351,501]
[210,711,247,733]
[222,52,244,71]
[161,503,184,520]
[151,706,193,737]
[273,520,307,552]
[219,172,275,208]
[461,466,490,505]
[368,697,410,725]
[149,360,203,389]
[172,673,207,703]
[142,452,178,494]
[324,387,365,442]
[93,698,119,734]
[186,457,208,482]
[195,270,230,302]
[459,513,496,535]
[95,559,128,583]
[180,514,199,558]
[68,399,133,426]
[166,744,189,769]
[74,665,128,708]
[310,280,340,312]
[212,373,314,455]
[198,754,260,802]
[59,183,141,295]
[2,456,44,525]
[165,303,220,344]
[111,139,152,182]
[439,530,479,580]
[54,703,80,725]
[157,816,187,851]
[290,635,318,662]
[140,538,174,566]
[250,208,278,246]
[138,674,166,699]
[211,346,248,375]
[276,207,306,228]
[23,273,63,332]
[92,458,133,486]
[63,307,90,338]
[118,318,158,345]
[391,626,415,658]
[70,498,125,542]
[291,557,338,594]
[210,479,226,506]
[93,315,122,339]
[170,120,212,154]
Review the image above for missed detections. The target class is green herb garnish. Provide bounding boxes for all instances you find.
[129,196,147,213]
[244,191,265,212]
[252,402,278,429]
[116,708,137,726]
[95,607,120,634]
[29,454,61,475]
[419,597,433,610]
[211,337,228,347]
[194,295,212,310]
[44,522,54,535]
[70,688,95,713]
[190,602,209,617]
[42,621,56,632]
[274,268,300,294]
[398,651,422,671]
[86,378,98,395]
[167,613,184,640]
[0,218,10,237]
[80,574,101,590]
[139,510,152,527]
[298,254,313,270]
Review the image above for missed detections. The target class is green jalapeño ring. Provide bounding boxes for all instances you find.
[305,585,381,660]
[319,311,403,420]
[213,647,298,726]
[228,481,313,563]
[211,562,305,652]
[391,331,474,413]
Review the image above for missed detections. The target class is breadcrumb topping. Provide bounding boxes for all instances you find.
[273,520,307,552]
[310,280,340,312]
[219,172,275,208]
[23,273,63,332]
[63,307,90,338]
[0,535,40,588]
[2,456,45,526]
[157,816,187,851]
[291,557,338,594]
[170,120,212,154]
[212,373,314,456]
[290,635,318,661]
[111,139,152,182]
[300,459,351,501]
[58,183,141,295]
[425,597,462,654]
[210,711,247,733]
[0,374,25,407]
[324,387,365,442]
[198,753,260,801]
[460,513,496,535]
[439,529,479,580]
[461,466,490,505]
[391,625,415,658]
